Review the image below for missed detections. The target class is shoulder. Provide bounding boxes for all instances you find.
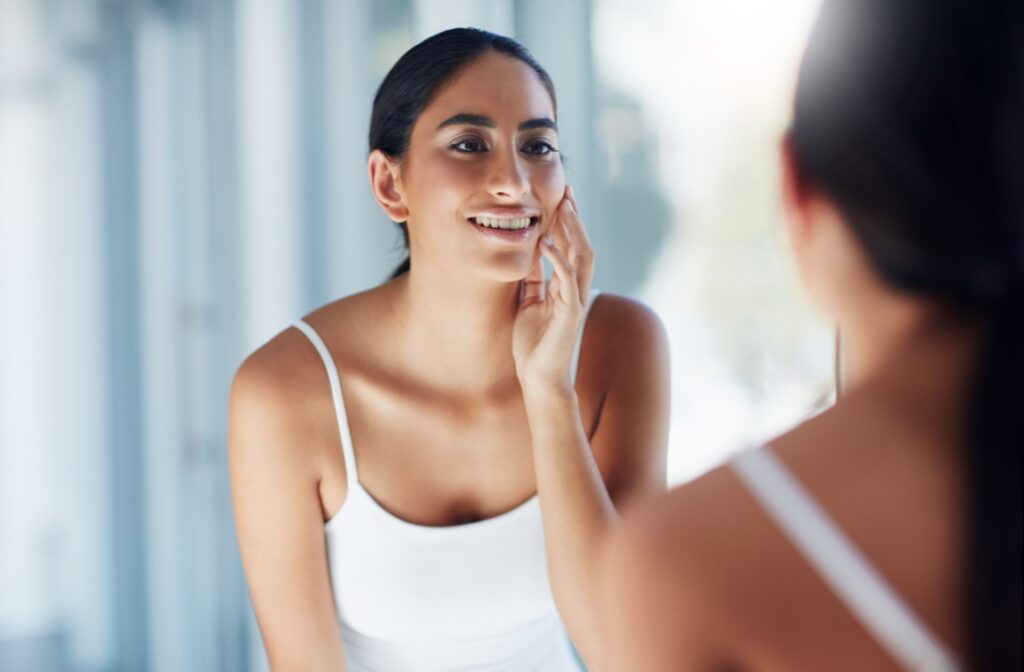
[228,329,350,665]
[234,281,389,400]
[599,461,771,668]
[587,292,668,350]
[229,283,396,462]
[231,325,325,418]
[585,292,670,380]
[579,294,671,500]
[605,461,760,585]
[228,322,339,476]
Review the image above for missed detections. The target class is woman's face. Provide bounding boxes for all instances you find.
[396,51,565,282]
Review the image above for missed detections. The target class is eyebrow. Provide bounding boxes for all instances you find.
[436,113,558,132]
[519,117,558,132]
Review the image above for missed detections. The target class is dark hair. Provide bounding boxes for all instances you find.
[791,1,1023,667]
[368,28,557,279]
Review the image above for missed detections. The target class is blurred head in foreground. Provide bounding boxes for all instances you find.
[782,1,1022,666]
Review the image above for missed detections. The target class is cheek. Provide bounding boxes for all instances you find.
[433,157,481,189]
[533,162,566,215]
[405,157,475,220]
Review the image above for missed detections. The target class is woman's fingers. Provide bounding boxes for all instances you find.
[554,198,573,254]
[561,186,595,302]
[548,269,561,308]
[541,236,580,307]
[520,257,545,306]
[536,185,592,308]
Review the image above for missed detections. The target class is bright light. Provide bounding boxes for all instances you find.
[593,0,830,484]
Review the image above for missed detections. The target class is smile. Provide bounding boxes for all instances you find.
[467,214,540,243]
[470,215,536,230]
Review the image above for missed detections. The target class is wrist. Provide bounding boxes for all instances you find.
[521,380,576,403]
[521,383,579,422]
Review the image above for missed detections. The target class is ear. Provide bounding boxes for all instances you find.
[368,149,410,223]
[780,134,811,248]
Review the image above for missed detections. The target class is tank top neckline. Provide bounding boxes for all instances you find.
[298,290,602,536]
[325,479,540,535]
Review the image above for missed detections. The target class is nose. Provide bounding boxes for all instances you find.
[486,145,529,200]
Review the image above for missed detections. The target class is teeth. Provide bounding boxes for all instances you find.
[475,216,533,230]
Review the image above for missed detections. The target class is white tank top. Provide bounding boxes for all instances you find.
[292,292,599,672]
[730,446,961,672]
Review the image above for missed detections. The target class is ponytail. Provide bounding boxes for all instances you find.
[964,283,1023,669]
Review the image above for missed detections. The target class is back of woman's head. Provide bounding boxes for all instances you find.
[368,28,556,278]
[791,1,1022,667]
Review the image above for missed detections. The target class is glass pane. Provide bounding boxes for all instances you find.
[591,0,833,484]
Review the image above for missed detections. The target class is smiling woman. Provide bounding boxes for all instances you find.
[366,29,561,280]
[375,79,559,259]
[228,27,669,672]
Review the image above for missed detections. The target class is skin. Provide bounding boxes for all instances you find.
[595,140,973,670]
[228,51,669,671]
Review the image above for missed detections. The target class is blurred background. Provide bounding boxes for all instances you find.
[0,0,830,669]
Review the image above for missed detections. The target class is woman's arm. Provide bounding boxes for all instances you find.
[524,300,669,667]
[513,188,670,669]
[228,352,347,671]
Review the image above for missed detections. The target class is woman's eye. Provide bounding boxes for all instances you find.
[451,138,486,153]
[523,140,557,156]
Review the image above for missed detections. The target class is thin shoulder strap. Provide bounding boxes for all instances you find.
[730,447,959,672]
[293,320,359,488]
[570,290,602,385]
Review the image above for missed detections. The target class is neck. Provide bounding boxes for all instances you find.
[387,262,523,396]
[838,293,923,391]
[838,290,978,399]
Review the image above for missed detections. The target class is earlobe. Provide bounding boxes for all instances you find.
[368,150,410,223]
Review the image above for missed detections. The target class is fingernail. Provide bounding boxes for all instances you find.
[543,236,553,246]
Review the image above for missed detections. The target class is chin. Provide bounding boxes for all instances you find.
[473,249,538,283]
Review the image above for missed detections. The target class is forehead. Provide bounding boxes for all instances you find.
[418,51,555,128]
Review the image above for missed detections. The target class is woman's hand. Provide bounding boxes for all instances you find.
[512,186,596,392]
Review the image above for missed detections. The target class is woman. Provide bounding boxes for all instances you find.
[587,1,1020,670]
[228,28,669,671]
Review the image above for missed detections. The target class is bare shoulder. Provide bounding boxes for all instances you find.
[579,292,670,413]
[228,325,350,667]
[228,283,395,482]
[233,324,325,398]
[580,293,671,502]
[603,419,964,669]
[599,464,763,670]
[229,326,335,475]
[609,462,767,589]
[586,292,669,362]
[231,323,333,426]
[230,282,391,420]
